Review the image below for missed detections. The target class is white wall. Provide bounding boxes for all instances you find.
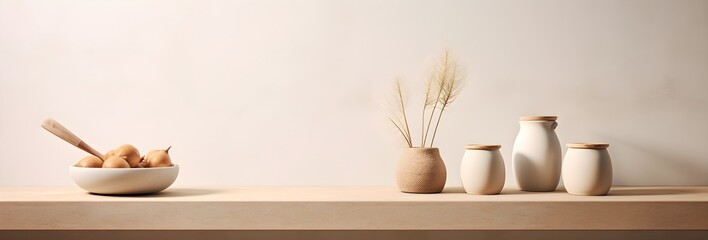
[1,0,706,187]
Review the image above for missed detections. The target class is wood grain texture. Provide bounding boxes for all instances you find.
[1,186,707,230]
[41,118,105,160]
[1,230,707,240]
[41,118,82,146]
[464,144,502,150]
[566,143,610,149]
[519,116,557,121]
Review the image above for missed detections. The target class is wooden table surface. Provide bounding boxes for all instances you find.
[1,186,707,230]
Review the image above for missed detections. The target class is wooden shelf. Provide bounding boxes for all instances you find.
[1,186,707,230]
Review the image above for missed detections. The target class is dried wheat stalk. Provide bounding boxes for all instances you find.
[387,50,464,148]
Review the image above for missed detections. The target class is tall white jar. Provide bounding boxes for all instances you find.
[460,144,505,195]
[512,116,562,192]
[562,143,613,196]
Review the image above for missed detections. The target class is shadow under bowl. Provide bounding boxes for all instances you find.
[69,165,179,195]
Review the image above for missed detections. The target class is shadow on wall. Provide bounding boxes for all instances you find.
[604,136,708,185]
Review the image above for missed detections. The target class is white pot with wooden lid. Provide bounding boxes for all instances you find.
[460,144,505,195]
[562,143,613,196]
[512,116,562,192]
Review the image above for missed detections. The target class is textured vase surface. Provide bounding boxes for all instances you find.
[396,148,447,193]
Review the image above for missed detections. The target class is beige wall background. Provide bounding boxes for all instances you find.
[1,0,706,187]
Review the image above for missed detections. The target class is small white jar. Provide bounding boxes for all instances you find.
[460,144,505,195]
[562,143,613,196]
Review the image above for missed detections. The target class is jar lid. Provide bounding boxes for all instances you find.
[567,143,609,149]
[520,116,557,121]
[465,144,501,150]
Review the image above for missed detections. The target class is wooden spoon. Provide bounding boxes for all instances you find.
[41,118,105,161]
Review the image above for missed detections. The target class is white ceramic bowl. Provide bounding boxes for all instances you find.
[69,165,179,195]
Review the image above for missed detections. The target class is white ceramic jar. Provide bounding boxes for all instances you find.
[460,144,505,195]
[562,143,613,196]
[512,116,562,192]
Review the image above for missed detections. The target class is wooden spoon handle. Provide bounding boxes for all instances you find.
[41,118,105,161]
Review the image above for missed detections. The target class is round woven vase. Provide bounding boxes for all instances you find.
[396,148,447,193]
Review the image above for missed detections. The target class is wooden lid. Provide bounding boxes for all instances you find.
[520,116,557,121]
[567,143,609,149]
[465,144,501,150]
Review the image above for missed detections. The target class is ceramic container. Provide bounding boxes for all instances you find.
[460,144,505,195]
[512,116,562,192]
[562,143,613,196]
[396,148,447,193]
[70,165,179,195]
